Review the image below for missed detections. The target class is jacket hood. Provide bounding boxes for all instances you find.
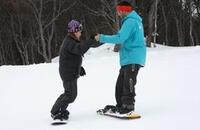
[122,11,142,23]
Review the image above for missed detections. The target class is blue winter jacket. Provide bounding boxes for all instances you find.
[100,11,146,66]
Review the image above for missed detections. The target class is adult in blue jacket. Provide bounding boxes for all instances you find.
[96,1,146,114]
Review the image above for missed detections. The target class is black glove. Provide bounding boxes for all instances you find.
[80,67,86,76]
[90,33,98,40]
[89,33,104,48]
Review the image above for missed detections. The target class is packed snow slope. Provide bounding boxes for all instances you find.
[0,44,200,130]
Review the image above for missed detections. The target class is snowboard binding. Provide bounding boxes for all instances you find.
[97,105,117,114]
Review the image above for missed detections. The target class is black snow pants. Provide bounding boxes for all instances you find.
[51,79,77,115]
[115,64,140,109]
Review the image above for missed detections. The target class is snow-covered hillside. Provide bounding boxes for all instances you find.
[0,45,200,130]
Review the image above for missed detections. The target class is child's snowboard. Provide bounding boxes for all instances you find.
[50,112,69,125]
[51,119,67,125]
[97,105,141,119]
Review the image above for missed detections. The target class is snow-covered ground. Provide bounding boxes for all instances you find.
[0,45,200,130]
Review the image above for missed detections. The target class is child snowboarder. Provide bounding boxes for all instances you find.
[50,20,100,121]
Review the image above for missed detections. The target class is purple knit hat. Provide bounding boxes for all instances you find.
[67,20,82,33]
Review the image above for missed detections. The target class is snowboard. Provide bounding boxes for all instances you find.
[97,105,141,119]
[51,119,67,125]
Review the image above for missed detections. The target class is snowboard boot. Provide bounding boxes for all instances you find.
[117,104,135,114]
[103,105,117,113]
[51,110,69,121]
[97,105,117,114]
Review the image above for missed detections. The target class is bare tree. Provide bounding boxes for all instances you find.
[193,0,200,16]
[1,0,200,65]
[160,0,169,45]
[170,1,185,46]
[190,1,195,46]
[147,0,160,47]
[193,0,200,44]
[78,0,120,51]
[10,14,30,65]
[0,33,4,65]
[153,0,159,45]
[26,0,77,63]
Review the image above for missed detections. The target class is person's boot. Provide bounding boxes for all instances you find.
[51,110,69,121]
[117,104,134,114]
[61,110,69,120]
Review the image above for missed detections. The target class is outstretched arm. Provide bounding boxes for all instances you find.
[66,39,91,55]
[99,19,136,44]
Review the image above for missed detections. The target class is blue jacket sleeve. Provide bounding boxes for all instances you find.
[99,19,136,44]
